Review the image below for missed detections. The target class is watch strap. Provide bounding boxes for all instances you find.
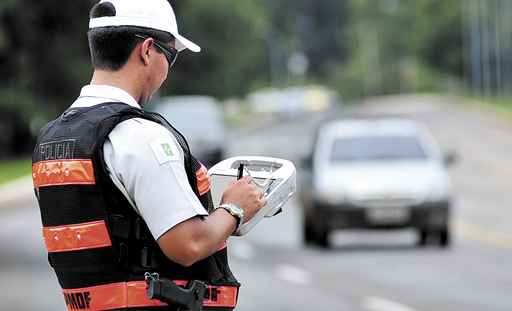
[218,203,243,233]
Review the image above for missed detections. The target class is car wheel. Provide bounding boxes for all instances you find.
[316,228,330,249]
[303,216,316,245]
[417,229,428,247]
[439,227,451,248]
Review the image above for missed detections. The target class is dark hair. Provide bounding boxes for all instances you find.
[88,2,174,71]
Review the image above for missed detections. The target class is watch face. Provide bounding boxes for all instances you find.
[221,203,243,218]
[231,204,243,214]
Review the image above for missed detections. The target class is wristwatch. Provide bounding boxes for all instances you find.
[217,203,244,233]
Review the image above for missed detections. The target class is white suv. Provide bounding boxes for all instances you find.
[300,118,455,248]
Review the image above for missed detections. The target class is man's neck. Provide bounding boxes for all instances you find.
[90,69,142,104]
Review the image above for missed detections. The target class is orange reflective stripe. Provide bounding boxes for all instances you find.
[33,159,95,188]
[43,220,111,253]
[62,281,238,310]
[63,282,166,311]
[204,284,238,308]
[63,282,126,310]
[126,282,168,309]
[196,164,211,196]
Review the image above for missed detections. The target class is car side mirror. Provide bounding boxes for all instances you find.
[443,151,458,168]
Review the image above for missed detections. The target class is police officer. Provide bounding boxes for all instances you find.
[32,0,265,310]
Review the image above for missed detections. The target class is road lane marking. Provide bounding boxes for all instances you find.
[229,241,255,260]
[362,296,419,311]
[454,220,512,249]
[275,264,311,285]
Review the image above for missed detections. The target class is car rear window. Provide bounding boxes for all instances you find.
[330,136,428,162]
[156,103,223,136]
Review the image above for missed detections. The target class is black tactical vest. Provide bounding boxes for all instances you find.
[32,102,239,311]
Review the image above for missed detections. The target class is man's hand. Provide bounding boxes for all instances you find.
[220,176,266,223]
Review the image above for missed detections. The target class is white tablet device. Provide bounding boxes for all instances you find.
[208,156,296,235]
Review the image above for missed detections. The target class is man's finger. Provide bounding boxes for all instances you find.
[239,176,252,183]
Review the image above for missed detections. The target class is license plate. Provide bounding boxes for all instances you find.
[366,207,410,224]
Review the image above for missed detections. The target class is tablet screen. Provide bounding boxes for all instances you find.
[209,174,275,207]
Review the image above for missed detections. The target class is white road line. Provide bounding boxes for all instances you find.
[275,264,311,285]
[229,241,255,260]
[362,296,420,311]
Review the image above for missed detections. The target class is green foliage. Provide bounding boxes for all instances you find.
[335,0,463,99]
[0,0,467,115]
[0,0,95,118]
[165,0,270,98]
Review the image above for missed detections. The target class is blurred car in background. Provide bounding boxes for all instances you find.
[152,96,226,167]
[300,118,456,248]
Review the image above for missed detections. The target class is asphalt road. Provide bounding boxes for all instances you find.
[1,95,511,311]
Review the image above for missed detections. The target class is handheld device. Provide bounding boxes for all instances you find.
[208,156,296,236]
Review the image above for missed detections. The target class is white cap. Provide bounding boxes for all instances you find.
[89,0,201,52]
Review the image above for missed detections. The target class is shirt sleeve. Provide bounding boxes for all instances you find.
[104,118,208,240]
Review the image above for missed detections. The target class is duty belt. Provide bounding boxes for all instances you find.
[62,280,238,310]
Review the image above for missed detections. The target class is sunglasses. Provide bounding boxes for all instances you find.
[135,34,179,68]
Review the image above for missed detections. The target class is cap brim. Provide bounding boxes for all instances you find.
[174,33,201,52]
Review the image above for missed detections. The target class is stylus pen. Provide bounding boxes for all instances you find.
[237,163,244,180]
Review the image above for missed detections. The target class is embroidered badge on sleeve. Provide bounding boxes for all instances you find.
[150,139,180,164]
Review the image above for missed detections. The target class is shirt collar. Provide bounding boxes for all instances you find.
[75,84,141,109]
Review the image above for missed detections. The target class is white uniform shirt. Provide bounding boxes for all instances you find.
[70,85,208,239]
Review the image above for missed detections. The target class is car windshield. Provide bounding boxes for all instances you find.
[330,135,428,162]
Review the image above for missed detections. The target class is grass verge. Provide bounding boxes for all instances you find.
[460,96,512,122]
[0,158,32,186]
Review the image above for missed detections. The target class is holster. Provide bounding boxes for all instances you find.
[146,273,207,311]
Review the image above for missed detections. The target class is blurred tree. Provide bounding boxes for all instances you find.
[335,0,464,99]
[0,0,94,116]
[0,0,95,157]
[265,0,348,82]
[166,0,270,98]
[411,0,463,77]
[0,0,470,110]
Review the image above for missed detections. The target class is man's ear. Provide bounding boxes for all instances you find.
[139,38,153,66]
